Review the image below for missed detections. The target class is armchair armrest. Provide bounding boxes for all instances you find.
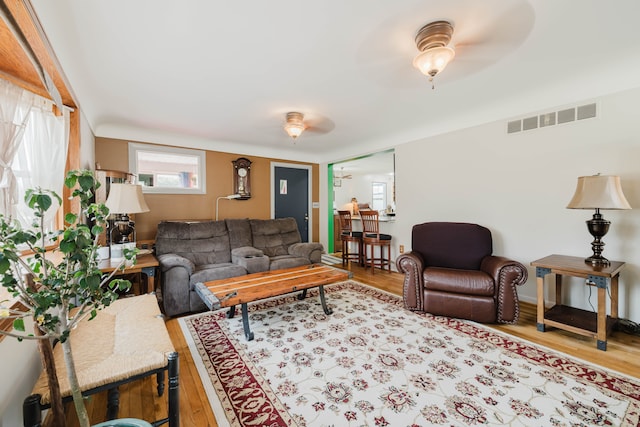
[396,251,425,311]
[480,255,528,324]
[288,242,324,263]
[157,254,195,275]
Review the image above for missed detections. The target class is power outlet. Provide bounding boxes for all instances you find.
[399,245,404,253]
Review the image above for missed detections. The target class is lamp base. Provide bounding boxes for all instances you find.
[585,210,610,267]
[584,254,610,267]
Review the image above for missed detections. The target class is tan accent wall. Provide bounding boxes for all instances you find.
[95,138,319,242]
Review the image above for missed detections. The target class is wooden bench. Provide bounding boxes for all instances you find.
[23,294,179,427]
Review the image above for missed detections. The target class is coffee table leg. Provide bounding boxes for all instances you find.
[241,303,254,341]
[227,305,236,319]
[319,285,333,315]
[297,289,308,300]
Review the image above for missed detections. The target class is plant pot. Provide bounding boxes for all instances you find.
[92,419,153,427]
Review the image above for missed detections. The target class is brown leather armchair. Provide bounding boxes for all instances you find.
[396,222,528,324]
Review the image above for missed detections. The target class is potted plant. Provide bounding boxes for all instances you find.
[0,170,137,427]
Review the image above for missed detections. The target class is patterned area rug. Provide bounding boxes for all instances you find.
[179,281,640,426]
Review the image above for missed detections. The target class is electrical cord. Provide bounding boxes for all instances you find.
[584,279,640,336]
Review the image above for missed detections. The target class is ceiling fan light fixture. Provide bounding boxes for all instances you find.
[284,112,305,140]
[413,20,455,88]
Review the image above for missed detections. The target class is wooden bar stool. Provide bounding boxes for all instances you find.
[337,210,363,266]
[360,210,392,274]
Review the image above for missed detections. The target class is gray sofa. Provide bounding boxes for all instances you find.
[155,218,324,316]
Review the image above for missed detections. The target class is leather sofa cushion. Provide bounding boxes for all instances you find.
[423,267,494,296]
[411,222,492,270]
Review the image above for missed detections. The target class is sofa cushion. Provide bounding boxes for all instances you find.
[268,255,311,271]
[250,218,301,257]
[189,263,247,286]
[225,218,253,249]
[423,267,494,296]
[156,220,232,265]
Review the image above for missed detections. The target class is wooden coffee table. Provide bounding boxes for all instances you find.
[195,264,350,340]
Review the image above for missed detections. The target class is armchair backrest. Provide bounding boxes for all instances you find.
[411,222,492,270]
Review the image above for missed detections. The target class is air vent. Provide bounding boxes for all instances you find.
[507,102,597,134]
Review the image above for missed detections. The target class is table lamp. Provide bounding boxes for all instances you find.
[105,183,150,245]
[566,174,631,266]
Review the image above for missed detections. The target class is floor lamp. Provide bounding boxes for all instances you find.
[216,194,241,220]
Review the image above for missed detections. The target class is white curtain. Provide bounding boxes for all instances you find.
[13,97,70,230]
[0,79,35,218]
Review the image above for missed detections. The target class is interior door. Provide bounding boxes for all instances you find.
[272,164,310,242]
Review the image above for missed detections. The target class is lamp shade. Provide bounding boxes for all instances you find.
[566,175,631,210]
[105,183,150,214]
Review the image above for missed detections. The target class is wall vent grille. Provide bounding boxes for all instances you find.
[507,102,596,134]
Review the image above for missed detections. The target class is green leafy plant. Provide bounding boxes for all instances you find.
[0,170,135,427]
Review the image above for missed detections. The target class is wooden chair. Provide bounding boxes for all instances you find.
[337,210,363,266]
[360,210,392,274]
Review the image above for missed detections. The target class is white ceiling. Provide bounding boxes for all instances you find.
[30,0,640,164]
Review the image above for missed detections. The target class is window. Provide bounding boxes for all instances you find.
[128,143,206,194]
[371,182,386,211]
[0,79,69,338]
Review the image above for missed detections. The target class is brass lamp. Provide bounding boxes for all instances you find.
[105,183,150,244]
[567,174,631,266]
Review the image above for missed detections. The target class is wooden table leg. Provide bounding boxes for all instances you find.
[142,266,156,294]
[597,284,607,351]
[610,275,619,319]
[554,274,562,306]
[536,274,546,332]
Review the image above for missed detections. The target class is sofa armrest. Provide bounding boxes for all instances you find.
[157,254,195,275]
[396,251,425,311]
[480,255,528,324]
[288,242,324,263]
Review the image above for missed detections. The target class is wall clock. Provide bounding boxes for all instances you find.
[232,157,252,199]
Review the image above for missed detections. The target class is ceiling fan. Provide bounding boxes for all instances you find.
[334,167,352,180]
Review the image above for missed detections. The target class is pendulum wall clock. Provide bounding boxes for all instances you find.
[232,157,252,199]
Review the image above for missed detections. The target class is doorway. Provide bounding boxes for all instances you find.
[271,162,312,242]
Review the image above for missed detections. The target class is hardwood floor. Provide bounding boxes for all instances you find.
[65,262,640,426]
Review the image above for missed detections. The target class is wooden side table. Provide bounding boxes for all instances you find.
[98,252,159,295]
[531,254,625,351]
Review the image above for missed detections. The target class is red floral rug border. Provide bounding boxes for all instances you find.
[180,280,640,426]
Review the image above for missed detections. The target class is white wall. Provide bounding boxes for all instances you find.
[0,328,41,425]
[79,110,96,169]
[392,87,640,322]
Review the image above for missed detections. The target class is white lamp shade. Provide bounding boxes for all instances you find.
[567,175,631,210]
[413,46,455,77]
[105,183,150,214]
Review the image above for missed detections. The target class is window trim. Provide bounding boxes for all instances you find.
[128,143,207,194]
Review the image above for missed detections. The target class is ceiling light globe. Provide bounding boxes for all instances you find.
[285,123,304,139]
[413,46,455,79]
